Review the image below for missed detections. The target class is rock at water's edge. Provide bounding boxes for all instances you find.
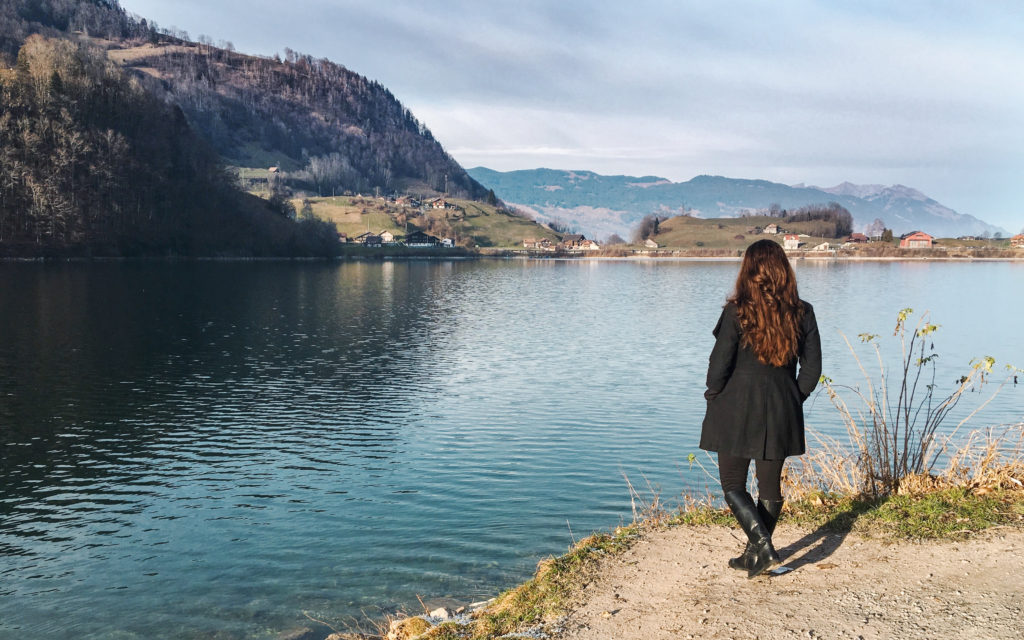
[429,607,453,620]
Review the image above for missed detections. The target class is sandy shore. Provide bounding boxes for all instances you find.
[549,523,1024,640]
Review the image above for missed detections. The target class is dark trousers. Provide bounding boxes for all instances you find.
[718,454,785,502]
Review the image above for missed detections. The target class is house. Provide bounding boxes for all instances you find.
[405,230,440,247]
[379,230,396,244]
[1011,234,1024,248]
[847,233,868,243]
[644,238,659,249]
[361,234,382,247]
[764,223,780,234]
[561,233,586,248]
[811,242,831,251]
[899,231,934,249]
[352,231,373,243]
[524,237,555,250]
[429,198,457,210]
[580,239,601,251]
[783,234,801,250]
[441,238,454,248]
[337,232,349,243]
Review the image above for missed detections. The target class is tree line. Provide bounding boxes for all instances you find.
[782,202,854,238]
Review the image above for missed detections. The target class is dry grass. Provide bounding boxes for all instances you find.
[106,43,197,63]
[816,308,1018,496]
[941,423,1024,493]
[782,310,1022,511]
[785,423,1024,500]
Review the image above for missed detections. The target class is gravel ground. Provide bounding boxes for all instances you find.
[549,523,1024,640]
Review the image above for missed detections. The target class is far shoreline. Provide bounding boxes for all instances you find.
[481,252,1024,263]
[2,248,1022,263]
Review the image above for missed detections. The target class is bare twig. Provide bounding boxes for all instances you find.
[303,611,340,634]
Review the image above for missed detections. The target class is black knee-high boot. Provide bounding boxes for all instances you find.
[724,490,781,578]
[728,499,783,571]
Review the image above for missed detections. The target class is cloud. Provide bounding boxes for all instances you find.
[118,0,1024,227]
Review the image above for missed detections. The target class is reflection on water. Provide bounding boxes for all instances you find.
[1,259,1021,638]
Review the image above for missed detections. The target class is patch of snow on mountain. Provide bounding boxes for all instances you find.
[821,182,888,198]
[627,180,673,188]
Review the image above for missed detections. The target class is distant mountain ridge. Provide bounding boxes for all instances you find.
[469,168,1005,240]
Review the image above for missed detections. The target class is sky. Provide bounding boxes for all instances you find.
[118,0,1024,231]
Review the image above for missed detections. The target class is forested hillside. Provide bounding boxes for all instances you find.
[0,0,494,255]
[1,0,488,198]
[0,34,338,256]
[0,0,486,199]
[0,0,148,60]
[114,43,487,200]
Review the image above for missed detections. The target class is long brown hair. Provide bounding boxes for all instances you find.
[729,239,804,366]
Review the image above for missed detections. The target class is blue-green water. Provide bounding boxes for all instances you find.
[1,259,1021,639]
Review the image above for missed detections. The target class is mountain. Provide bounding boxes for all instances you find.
[109,43,487,200]
[469,168,1006,240]
[1,0,488,199]
[0,0,496,255]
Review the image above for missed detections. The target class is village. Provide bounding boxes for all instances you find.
[283,183,1024,256]
[309,195,480,250]
[520,224,1024,255]
[768,226,1024,253]
[615,217,1024,256]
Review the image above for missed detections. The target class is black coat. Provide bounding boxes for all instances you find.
[699,301,822,460]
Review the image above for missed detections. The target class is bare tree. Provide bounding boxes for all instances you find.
[865,218,886,239]
[632,215,660,243]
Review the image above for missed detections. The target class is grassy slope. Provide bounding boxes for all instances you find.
[291,196,559,248]
[651,215,838,250]
[293,196,406,238]
[639,215,1017,253]
[449,199,561,248]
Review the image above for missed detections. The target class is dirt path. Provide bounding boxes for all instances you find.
[550,524,1024,640]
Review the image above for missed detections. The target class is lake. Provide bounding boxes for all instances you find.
[1,259,1021,639]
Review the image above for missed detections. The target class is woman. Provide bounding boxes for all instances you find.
[700,239,821,578]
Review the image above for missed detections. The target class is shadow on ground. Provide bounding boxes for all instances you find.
[778,500,878,570]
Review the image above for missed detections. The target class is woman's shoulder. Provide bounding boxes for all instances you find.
[712,301,740,336]
[799,299,819,329]
[720,300,741,323]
